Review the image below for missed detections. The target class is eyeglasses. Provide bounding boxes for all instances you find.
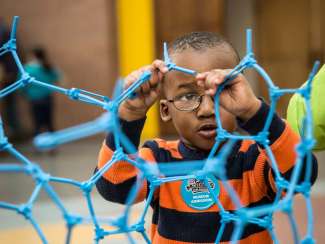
[167,93,214,111]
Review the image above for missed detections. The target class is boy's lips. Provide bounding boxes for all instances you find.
[197,123,217,139]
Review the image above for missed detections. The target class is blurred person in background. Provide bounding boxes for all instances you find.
[23,46,61,137]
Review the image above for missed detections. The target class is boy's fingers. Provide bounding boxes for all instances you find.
[206,69,231,87]
[149,70,159,88]
[123,72,139,89]
[197,69,246,97]
[124,65,151,90]
[141,82,151,94]
[152,59,168,73]
[196,73,209,88]
[142,69,162,95]
[207,88,217,96]
[196,72,209,80]
[149,60,167,88]
[204,73,222,92]
[196,72,222,90]
[158,72,164,82]
[196,70,228,95]
[124,60,167,98]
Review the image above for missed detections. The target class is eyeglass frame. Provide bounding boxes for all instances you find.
[166,93,214,111]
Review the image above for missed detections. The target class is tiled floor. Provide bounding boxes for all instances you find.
[1,138,325,243]
[0,196,150,244]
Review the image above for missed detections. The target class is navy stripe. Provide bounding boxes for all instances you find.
[144,140,263,180]
[224,143,260,179]
[281,154,318,185]
[151,198,160,225]
[157,197,270,242]
[264,154,318,197]
[94,167,137,204]
[143,140,183,163]
[263,163,276,199]
[238,101,285,146]
[106,117,146,151]
[146,179,160,218]
[242,144,260,171]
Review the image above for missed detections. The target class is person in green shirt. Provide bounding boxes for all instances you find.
[287,64,325,151]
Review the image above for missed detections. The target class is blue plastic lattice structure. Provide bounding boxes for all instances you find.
[0,16,319,244]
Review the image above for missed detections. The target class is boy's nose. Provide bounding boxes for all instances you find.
[197,95,215,118]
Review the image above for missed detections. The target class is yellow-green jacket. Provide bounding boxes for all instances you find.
[287,64,325,151]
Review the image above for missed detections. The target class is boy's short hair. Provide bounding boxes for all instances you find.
[169,31,240,62]
[159,32,240,98]
[160,31,240,99]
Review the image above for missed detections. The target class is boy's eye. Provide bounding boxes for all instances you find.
[177,93,199,102]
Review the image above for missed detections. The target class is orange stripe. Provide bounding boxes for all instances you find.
[239,140,254,152]
[250,151,269,196]
[139,147,157,162]
[97,142,147,202]
[134,181,148,203]
[97,142,159,203]
[151,223,157,241]
[97,141,113,168]
[154,139,183,159]
[138,147,160,201]
[97,143,157,184]
[152,228,272,244]
[268,170,277,193]
[97,142,138,184]
[263,122,300,173]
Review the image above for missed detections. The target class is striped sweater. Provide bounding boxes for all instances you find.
[95,102,318,243]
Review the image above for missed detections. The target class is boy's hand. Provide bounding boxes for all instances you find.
[119,60,168,121]
[196,69,261,122]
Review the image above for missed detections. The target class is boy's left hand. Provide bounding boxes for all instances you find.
[196,69,261,122]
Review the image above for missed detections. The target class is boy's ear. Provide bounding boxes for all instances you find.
[160,100,172,122]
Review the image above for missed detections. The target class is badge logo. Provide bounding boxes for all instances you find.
[181,176,220,210]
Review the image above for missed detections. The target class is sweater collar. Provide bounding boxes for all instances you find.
[178,139,241,161]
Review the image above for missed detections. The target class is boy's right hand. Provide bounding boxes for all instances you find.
[118,60,168,121]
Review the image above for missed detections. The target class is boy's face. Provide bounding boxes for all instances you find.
[160,46,238,151]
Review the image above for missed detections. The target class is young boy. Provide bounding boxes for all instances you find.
[95,32,318,243]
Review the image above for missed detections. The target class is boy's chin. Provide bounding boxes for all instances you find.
[195,141,215,151]
[182,136,216,151]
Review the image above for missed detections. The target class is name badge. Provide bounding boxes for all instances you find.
[181,175,220,210]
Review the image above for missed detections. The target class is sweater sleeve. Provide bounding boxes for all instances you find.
[287,64,325,151]
[239,101,318,198]
[95,118,157,204]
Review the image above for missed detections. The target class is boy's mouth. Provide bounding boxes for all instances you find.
[197,124,217,139]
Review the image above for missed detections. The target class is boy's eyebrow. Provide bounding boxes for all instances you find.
[177,80,198,89]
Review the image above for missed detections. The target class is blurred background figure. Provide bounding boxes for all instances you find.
[0,17,21,139]
[22,46,61,137]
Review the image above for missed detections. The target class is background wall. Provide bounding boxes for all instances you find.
[0,0,118,134]
[255,0,324,116]
[1,0,324,137]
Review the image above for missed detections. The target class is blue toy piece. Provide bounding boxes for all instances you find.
[0,16,319,244]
